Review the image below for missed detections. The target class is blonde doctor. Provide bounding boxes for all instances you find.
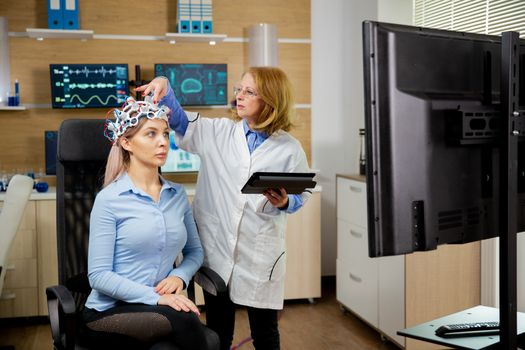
[136,67,312,350]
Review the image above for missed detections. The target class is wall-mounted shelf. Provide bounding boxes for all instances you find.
[26,28,94,40]
[0,105,26,110]
[164,32,227,45]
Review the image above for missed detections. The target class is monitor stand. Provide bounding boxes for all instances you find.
[398,30,524,350]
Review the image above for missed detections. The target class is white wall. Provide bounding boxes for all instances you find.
[0,17,9,105]
[378,0,413,25]
[311,0,412,276]
[311,0,344,276]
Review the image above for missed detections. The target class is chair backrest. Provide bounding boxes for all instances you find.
[0,174,34,293]
[56,119,110,311]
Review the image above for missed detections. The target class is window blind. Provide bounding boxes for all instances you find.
[414,0,525,36]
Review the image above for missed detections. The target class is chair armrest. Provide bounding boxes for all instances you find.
[46,285,77,350]
[194,266,227,296]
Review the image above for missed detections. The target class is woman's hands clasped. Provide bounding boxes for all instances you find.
[135,77,170,103]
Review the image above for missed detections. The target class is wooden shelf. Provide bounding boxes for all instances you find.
[0,105,26,110]
[26,28,94,40]
[164,32,227,44]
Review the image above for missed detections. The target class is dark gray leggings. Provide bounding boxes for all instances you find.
[83,304,208,350]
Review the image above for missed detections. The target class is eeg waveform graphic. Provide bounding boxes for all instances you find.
[69,94,120,106]
[50,64,129,108]
[68,66,118,78]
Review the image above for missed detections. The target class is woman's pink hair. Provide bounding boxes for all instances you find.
[103,118,147,187]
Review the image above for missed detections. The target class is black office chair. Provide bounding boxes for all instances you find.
[46,119,226,350]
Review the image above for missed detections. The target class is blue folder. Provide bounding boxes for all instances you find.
[47,0,63,29]
[62,0,79,30]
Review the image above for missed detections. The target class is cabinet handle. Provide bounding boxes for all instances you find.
[349,186,362,193]
[349,273,362,283]
[349,229,363,238]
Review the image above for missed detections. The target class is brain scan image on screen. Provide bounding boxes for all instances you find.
[155,63,227,106]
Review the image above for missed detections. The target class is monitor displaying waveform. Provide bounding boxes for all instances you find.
[154,63,227,106]
[50,64,129,108]
[161,131,200,173]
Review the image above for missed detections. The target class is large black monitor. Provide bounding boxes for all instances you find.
[362,21,525,257]
[50,64,129,108]
[154,63,227,106]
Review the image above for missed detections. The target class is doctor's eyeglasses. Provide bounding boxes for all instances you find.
[233,86,258,98]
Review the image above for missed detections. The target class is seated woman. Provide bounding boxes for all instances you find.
[82,96,212,350]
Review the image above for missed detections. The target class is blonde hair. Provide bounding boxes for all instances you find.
[231,67,295,135]
[103,117,147,187]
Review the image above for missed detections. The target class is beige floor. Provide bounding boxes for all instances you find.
[0,278,399,350]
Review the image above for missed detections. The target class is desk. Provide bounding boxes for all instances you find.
[398,305,525,349]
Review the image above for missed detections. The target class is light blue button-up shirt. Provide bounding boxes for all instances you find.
[160,83,304,213]
[85,172,203,312]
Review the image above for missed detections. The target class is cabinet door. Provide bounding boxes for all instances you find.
[0,201,39,317]
[337,258,379,327]
[337,178,367,228]
[337,219,379,327]
[378,255,405,347]
[284,191,321,300]
[338,220,369,262]
[37,200,58,315]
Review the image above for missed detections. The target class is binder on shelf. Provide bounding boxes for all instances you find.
[62,0,79,30]
[190,0,202,33]
[202,0,213,33]
[177,0,191,33]
[47,0,63,29]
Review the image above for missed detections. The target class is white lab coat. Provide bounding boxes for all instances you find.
[175,113,311,309]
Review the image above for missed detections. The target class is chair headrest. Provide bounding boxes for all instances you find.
[58,119,111,162]
[4,174,34,201]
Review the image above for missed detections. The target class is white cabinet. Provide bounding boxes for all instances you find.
[336,174,482,350]
[336,175,404,346]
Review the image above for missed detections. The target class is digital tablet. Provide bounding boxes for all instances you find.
[241,172,316,194]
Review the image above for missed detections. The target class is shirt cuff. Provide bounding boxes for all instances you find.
[279,195,292,211]
[159,84,189,135]
[169,269,189,290]
[286,194,303,214]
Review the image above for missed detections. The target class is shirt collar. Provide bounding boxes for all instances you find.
[114,171,177,196]
[242,119,269,140]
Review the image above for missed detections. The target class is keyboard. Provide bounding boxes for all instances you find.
[435,321,500,337]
